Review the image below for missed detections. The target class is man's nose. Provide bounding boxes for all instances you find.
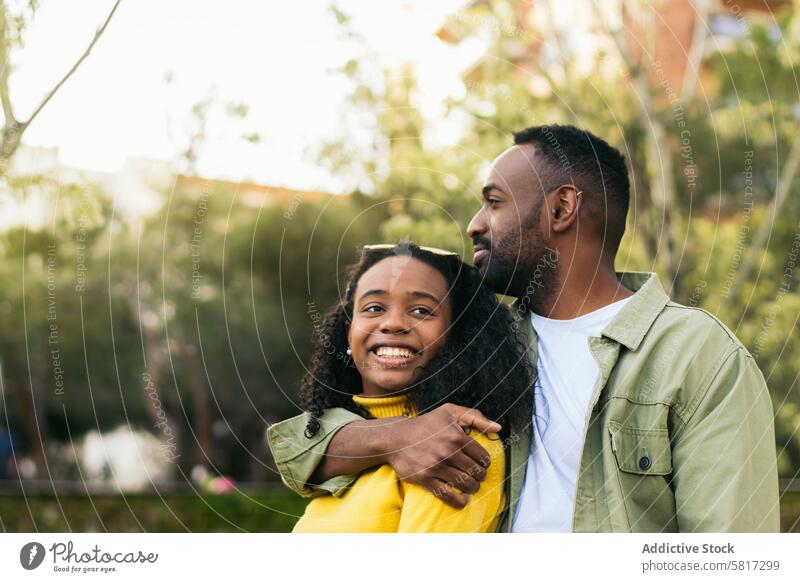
[467,207,487,238]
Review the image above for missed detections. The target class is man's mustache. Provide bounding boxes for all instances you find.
[471,236,491,251]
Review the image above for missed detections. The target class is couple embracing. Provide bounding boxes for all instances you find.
[267,124,780,533]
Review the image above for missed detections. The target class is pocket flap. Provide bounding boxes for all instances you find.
[609,424,672,476]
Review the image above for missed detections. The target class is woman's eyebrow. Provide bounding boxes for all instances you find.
[358,289,386,300]
[358,288,443,304]
[408,290,443,304]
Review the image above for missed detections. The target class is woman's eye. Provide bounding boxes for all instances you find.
[411,306,432,316]
[364,304,384,313]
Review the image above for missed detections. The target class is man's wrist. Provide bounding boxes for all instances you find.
[361,416,407,466]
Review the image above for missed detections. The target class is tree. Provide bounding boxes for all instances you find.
[0,0,122,174]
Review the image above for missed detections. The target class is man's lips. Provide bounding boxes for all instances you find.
[473,246,489,265]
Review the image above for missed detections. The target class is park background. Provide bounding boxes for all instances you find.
[0,0,799,532]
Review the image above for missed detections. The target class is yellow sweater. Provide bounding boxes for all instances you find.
[292,393,506,533]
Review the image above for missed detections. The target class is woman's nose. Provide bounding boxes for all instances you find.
[380,309,409,334]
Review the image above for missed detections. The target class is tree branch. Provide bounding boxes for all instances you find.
[23,0,122,129]
[680,0,712,105]
[592,0,683,292]
[725,129,800,305]
[0,5,17,127]
[593,0,642,80]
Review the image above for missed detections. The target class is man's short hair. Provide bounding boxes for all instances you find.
[513,124,630,254]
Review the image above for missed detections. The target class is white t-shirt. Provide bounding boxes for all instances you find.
[511,297,632,532]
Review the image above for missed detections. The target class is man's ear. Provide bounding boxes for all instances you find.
[550,185,582,234]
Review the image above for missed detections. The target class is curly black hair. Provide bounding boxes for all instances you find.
[300,241,534,439]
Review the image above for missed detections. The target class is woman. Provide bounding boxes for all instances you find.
[285,241,533,532]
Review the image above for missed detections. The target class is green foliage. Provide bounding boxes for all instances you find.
[0,174,380,481]
[0,488,798,532]
[0,490,309,532]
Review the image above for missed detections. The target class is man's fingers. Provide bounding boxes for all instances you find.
[438,462,481,494]
[417,460,479,495]
[445,450,487,483]
[452,406,502,434]
[430,479,470,509]
[459,435,493,470]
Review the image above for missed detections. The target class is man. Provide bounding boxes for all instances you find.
[268,124,780,532]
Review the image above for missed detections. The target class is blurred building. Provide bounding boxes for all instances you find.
[1,145,335,230]
[174,174,332,210]
[9,145,172,216]
[437,0,788,97]
[626,0,788,95]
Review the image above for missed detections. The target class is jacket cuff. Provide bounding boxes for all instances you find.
[266,408,362,498]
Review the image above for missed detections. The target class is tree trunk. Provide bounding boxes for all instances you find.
[4,376,47,477]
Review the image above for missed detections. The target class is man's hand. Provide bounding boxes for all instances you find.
[382,403,501,509]
[306,403,501,508]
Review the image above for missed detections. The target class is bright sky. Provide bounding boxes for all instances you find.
[12,0,480,192]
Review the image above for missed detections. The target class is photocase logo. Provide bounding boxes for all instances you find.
[20,542,46,570]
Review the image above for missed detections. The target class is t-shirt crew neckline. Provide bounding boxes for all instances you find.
[529,297,633,333]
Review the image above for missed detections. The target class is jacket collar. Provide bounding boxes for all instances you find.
[510,271,670,352]
[601,272,670,350]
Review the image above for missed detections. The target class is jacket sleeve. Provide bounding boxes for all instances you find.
[396,433,506,533]
[266,408,363,498]
[670,348,780,532]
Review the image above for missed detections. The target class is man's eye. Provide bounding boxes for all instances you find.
[488,198,500,208]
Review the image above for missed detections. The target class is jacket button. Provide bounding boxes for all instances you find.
[639,456,652,470]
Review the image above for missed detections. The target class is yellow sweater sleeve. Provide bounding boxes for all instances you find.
[396,432,507,533]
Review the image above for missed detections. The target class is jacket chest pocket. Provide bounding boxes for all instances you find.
[608,422,677,531]
[610,423,672,475]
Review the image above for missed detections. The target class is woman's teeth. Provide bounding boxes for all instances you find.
[375,346,415,358]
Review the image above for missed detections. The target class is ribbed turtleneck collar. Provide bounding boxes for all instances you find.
[352,393,416,419]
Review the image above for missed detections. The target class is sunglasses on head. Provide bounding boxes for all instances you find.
[361,243,459,257]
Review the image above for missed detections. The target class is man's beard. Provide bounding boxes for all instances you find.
[476,204,560,312]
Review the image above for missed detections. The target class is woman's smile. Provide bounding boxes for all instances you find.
[367,342,422,368]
